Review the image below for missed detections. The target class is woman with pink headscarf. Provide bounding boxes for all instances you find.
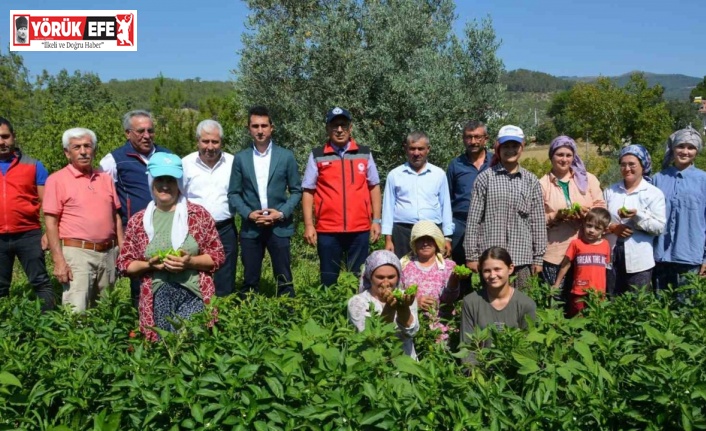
[539,136,605,299]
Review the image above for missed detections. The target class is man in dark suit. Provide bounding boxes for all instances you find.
[228,106,302,297]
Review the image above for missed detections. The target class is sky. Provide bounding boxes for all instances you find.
[2,0,704,82]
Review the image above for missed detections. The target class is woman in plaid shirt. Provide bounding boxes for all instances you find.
[463,125,547,291]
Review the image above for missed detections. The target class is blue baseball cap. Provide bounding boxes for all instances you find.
[146,153,183,178]
[325,107,352,124]
[497,125,525,144]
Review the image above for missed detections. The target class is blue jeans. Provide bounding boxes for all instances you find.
[653,262,700,292]
[0,229,56,311]
[240,231,294,297]
[317,232,369,287]
[213,220,238,297]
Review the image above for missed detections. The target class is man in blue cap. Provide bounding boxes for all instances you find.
[301,107,382,286]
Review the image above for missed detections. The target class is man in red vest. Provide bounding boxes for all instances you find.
[302,107,382,286]
[0,117,55,311]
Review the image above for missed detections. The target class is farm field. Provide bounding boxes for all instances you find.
[521,140,600,162]
[2,249,706,430]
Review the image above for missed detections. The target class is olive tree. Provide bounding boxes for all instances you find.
[237,0,504,175]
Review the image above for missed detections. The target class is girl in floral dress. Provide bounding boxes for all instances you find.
[401,221,464,342]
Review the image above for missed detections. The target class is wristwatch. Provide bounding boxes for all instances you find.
[372,218,382,224]
[278,212,285,222]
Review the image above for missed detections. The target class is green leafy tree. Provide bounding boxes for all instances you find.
[535,120,558,145]
[149,74,246,157]
[624,74,673,157]
[237,0,504,175]
[0,50,31,122]
[689,76,706,100]
[35,69,113,112]
[502,69,574,93]
[199,94,247,153]
[149,74,200,157]
[546,89,572,135]
[547,73,672,156]
[666,100,702,131]
[15,69,127,173]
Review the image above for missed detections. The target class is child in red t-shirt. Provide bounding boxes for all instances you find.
[553,207,612,317]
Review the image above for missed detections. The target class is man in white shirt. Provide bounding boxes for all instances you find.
[182,120,236,297]
[228,106,302,297]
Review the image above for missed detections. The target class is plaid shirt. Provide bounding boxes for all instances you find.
[464,164,547,266]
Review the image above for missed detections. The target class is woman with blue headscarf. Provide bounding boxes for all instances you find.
[652,126,706,292]
[540,136,605,295]
[604,145,666,295]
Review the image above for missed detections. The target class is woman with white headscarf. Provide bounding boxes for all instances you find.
[653,126,706,291]
[604,145,665,295]
[117,153,224,340]
[347,250,419,358]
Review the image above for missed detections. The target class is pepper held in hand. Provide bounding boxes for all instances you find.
[392,284,418,299]
[152,248,181,262]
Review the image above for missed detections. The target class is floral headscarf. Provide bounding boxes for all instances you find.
[619,144,652,184]
[359,250,403,293]
[549,135,588,194]
[662,126,704,169]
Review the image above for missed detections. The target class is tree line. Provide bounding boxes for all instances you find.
[1,0,704,181]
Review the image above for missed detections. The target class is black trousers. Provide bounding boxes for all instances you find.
[0,229,56,311]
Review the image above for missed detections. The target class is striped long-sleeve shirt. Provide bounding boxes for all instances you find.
[464,164,547,266]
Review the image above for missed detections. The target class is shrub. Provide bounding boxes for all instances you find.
[1,275,705,430]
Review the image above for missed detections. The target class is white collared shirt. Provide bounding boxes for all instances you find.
[604,178,666,273]
[253,142,273,210]
[182,151,234,222]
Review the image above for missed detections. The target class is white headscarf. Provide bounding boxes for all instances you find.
[143,173,189,250]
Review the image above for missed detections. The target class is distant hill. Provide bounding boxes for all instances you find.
[560,71,701,100]
[103,77,234,109]
[501,69,575,93]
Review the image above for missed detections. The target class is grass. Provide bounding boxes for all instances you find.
[521,140,601,162]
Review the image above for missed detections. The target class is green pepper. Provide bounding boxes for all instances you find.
[404,284,418,296]
[453,265,471,277]
[392,289,404,300]
[153,248,181,262]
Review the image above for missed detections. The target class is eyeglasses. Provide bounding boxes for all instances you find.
[130,128,155,135]
[0,134,12,139]
[328,122,350,130]
[463,134,487,141]
[200,139,221,144]
[619,162,639,169]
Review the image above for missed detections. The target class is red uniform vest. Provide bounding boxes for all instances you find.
[0,152,42,234]
[312,139,372,233]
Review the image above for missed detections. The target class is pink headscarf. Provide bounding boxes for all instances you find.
[549,136,588,195]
